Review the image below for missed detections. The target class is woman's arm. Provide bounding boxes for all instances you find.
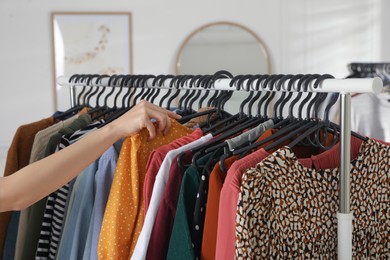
[0,101,180,212]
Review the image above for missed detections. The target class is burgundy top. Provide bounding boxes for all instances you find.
[146,150,193,260]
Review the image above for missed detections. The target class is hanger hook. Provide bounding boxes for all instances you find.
[272,74,293,119]
[288,74,311,119]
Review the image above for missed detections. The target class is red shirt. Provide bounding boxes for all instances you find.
[146,151,193,260]
[143,128,203,213]
[201,156,237,260]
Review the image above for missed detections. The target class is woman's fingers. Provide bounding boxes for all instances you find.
[167,110,182,119]
[139,101,181,140]
[144,118,157,141]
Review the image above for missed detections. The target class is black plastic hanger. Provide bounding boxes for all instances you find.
[209,74,258,137]
[287,99,340,150]
[86,74,111,115]
[81,74,100,106]
[284,74,321,147]
[180,73,246,168]
[111,75,130,109]
[264,74,323,151]
[178,73,232,124]
[212,75,286,156]
[276,74,303,119]
[87,74,109,107]
[261,75,286,119]
[177,75,214,123]
[271,74,294,121]
[228,74,272,132]
[120,75,134,108]
[140,75,157,101]
[177,75,194,110]
[99,75,141,125]
[75,74,88,106]
[183,75,206,114]
[188,74,269,163]
[197,74,216,110]
[217,75,294,167]
[211,78,284,170]
[54,74,92,120]
[132,75,149,104]
[236,74,289,132]
[119,74,139,109]
[231,74,312,156]
[316,91,368,149]
[127,74,147,108]
[131,75,149,107]
[182,75,202,113]
[94,75,136,126]
[299,74,333,147]
[157,74,175,108]
[267,73,364,151]
[91,74,121,121]
[200,74,245,133]
[194,71,235,127]
[167,75,186,110]
[148,74,165,105]
[246,75,268,118]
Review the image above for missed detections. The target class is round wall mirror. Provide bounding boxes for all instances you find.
[176,21,272,75]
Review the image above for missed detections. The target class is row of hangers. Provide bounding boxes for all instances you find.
[57,71,368,173]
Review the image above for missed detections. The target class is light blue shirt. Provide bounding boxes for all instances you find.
[56,160,99,260]
[83,139,123,260]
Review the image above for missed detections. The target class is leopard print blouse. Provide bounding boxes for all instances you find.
[235,139,390,259]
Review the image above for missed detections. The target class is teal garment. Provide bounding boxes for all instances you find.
[19,115,92,260]
[167,154,212,260]
[56,160,98,260]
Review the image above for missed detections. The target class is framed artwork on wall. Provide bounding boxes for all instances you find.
[51,12,133,110]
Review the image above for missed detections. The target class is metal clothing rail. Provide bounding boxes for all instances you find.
[57,74,383,260]
[57,75,382,93]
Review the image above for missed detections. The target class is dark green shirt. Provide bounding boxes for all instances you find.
[167,153,212,260]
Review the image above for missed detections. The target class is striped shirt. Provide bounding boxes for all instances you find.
[35,121,103,260]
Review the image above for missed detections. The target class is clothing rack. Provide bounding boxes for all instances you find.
[57,74,383,260]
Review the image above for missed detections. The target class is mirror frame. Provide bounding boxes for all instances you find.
[175,21,272,75]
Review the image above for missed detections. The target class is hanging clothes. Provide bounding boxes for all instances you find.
[56,159,98,260]
[7,72,389,260]
[143,128,205,212]
[215,127,335,260]
[145,150,193,260]
[1,116,55,260]
[201,155,237,260]
[167,152,217,260]
[14,114,78,260]
[32,114,93,260]
[132,132,213,259]
[193,119,274,260]
[82,139,123,260]
[98,119,192,259]
[235,138,390,258]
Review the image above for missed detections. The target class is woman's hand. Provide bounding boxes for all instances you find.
[111,100,182,140]
[0,100,182,212]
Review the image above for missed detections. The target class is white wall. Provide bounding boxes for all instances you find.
[0,0,384,176]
